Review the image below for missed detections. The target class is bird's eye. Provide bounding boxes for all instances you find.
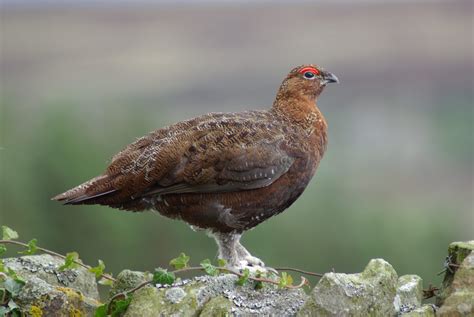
[299,66,319,80]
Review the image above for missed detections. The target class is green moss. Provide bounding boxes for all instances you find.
[297,297,319,317]
[299,259,398,316]
[124,283,204,317]
[200,296,232,317]
[437,291,474,315]
[29,305,43,317]
[111,270,152,297]
[448,241,474,264]
[402,305,435,317]
[437,241,474,306]
[70,308,83,317]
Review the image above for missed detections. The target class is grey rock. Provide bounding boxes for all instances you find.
[165,287,187,304]
[436,240,474,307]
[110,269,152,296]
[200,295,233,317]
[395,274,423,314]
[124,273,307,316]
[15,275,100,316]
[436,248,474,316]
[403,305,436,317]
[3,254,99,300]
[298,258,398,316]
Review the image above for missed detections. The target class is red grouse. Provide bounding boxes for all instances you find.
[53,65,338,271]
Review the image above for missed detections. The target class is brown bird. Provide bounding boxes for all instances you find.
[52,65,338,271]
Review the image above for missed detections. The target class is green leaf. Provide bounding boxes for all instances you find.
[0,260,4,274]
[254,270,264,290]
[98,277,114,286]
[0,307,9,316]
[2,226,18,241]
[110,296,132,317]
[58,252,79,271]
[10,307,22,317]
[94,304,107,317]
[7,299,19,310]
[200,259,218,276]
[0,289,7,302]
[6,268,22,281]
[217,258,227,268]
[278,272,293,288]
[0,244,6,255]
[89,260,106,279]
[18,239,38,255]
[3,277,25,297]
[153,268,175,285]
[169,253,190,270]
[236,268,250,286]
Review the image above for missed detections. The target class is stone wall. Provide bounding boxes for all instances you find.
[1,241,473,316]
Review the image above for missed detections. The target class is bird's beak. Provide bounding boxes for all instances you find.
[321,71,339,84]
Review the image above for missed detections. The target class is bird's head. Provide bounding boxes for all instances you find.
[274,64,339,105]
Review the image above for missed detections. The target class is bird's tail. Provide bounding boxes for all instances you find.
[51,174,117,205]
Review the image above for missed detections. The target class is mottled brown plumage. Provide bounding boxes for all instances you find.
[53,65,338,270]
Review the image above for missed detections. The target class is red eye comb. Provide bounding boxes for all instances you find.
[299,67,319,75]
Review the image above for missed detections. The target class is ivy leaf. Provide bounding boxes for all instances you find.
[3,277,25,297]
[2,226,19,241]
[217,258,227,268]
[254,270,264,290]
[94,304,107,317]
[98,277,114,286]
[169,253,190,270]
[278,272,294,288]
[10,308,22,317]
[18,239,38,255]
[0,244,6,255]
[0,289,6,303]
[200,259,218,276]
[6,268,22,281]
[58,252,79,271]
[89,260,106,279]
[0,307,8,316]
[153,268,175,285]
[236,268,250,286]
[110,296,132,317]
[7,299,19,310]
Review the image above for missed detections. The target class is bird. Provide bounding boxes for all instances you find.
[52,64,338,271]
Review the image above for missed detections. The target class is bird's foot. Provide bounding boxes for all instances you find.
[234,243,278,275]
[242,254,265,268]
[230,257,278,275]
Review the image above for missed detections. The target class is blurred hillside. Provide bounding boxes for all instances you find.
[0,1,473,287]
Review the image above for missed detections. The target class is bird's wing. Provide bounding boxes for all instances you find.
[111,113,295,199]
[56,112,295,204]
[141,139,294,197]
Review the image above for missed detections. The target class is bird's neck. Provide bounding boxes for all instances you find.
[272,94,327,133]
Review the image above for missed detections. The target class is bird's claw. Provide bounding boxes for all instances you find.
[232,258,278,276]
[242,254,265,268]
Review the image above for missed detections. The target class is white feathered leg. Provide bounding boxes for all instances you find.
[212,232,269,273]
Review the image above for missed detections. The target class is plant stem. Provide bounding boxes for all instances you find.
[274,267,324,277]
[0,240,116,282]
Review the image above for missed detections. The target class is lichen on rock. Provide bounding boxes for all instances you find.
[2,254,101,316]
[3,254,99,300]
[298,258,398,316]
[402,304,436,317]
[110,269,152,296]
[2,241,473,316]
[395,274,424,314]
[122,273,307,316]
[436,242,474,316]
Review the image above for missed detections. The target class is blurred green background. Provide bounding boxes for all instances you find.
[1,0,472,288]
